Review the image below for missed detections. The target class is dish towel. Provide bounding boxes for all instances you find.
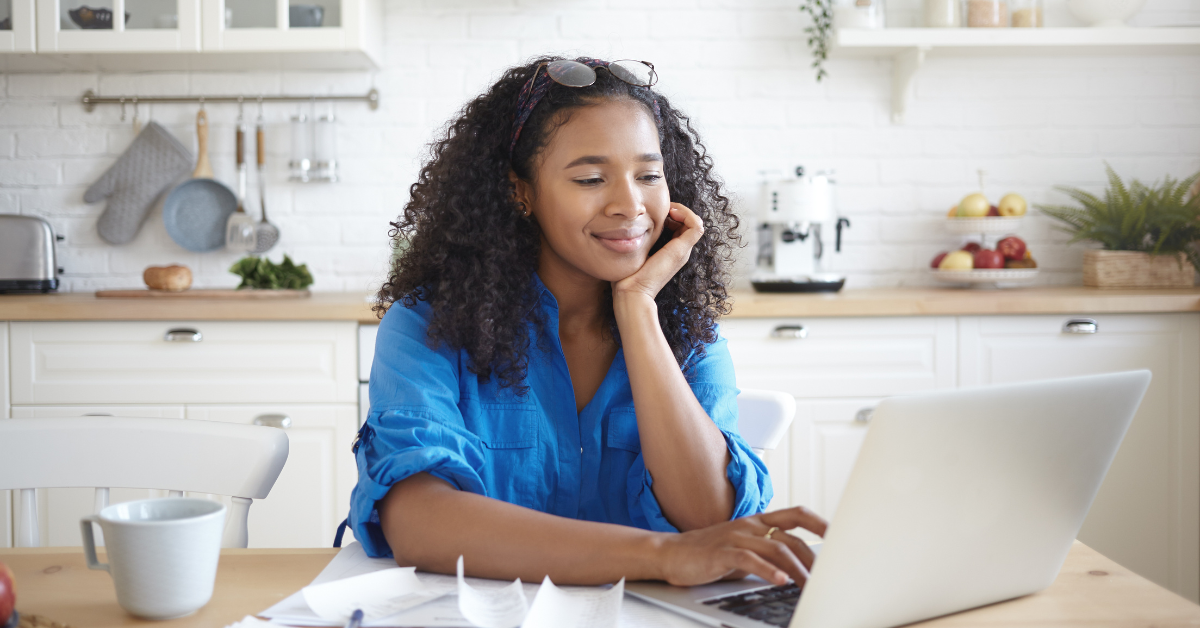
[85,121,193,245]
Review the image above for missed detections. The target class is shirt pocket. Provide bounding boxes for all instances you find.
[471,404,546,509]
[474,404,538,449]
[605,407,641,453]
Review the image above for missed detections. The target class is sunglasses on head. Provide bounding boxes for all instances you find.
[510,58,660,159]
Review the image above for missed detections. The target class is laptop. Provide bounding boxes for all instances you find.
[626,370,1152,628]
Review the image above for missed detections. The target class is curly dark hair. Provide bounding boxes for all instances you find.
[376,55,741,392]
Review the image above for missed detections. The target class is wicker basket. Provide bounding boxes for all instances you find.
[1082,250,1196,288]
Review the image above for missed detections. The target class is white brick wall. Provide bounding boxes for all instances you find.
[2,0,1199,292]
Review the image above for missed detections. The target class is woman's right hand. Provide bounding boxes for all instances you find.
[654,506,828,587]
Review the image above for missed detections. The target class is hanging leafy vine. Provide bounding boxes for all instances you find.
[799,0,834,82]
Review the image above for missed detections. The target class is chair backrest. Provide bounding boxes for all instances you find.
[0,417,288,549]
[737,389,796,455]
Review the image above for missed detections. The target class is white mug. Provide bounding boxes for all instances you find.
[81,497,226,620]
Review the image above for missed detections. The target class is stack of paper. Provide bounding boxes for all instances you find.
[259,543,700,628]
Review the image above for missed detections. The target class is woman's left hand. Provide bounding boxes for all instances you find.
[613,202,704,301]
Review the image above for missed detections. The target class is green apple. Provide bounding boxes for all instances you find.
[956,193,990,218]
[938,250,974,270]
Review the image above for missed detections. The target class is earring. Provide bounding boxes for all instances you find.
[518,202,529,217]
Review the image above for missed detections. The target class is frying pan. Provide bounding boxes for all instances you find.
[163,110,237,252]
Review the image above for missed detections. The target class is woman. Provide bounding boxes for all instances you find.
[349,56,826,587]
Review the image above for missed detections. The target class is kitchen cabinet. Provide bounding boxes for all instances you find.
[6,321,359,549]
[36,0,199,52]
[1,323,10,548]
[959,313,1200,603]
[6,0,380,69]
[0,0,36,52]
[733,312,1200,604]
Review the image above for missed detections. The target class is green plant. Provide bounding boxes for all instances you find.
[1039,164,1200,272]
[229,254,314,290]
[799,0,834,82]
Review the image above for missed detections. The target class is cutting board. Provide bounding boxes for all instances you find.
[95,289,311,299]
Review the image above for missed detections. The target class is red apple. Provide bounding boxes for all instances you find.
[987,205,1000,217]
[996,236,1027,261]
[931,252,949,269]
[0,561,14,626]
[974,249,1005,269]
[961,242,982,254]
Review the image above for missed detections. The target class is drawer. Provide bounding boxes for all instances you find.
[10,321,357,405]
[721,317,956,398]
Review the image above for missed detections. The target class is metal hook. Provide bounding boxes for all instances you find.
[256,96,264,123]
[119,98,126,121]
[199,96,205,112]
[237,96,244,124]
[131,97,141,133]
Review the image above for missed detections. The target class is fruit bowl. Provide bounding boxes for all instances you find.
[931,268,1039,287]
[945,216,1024,235]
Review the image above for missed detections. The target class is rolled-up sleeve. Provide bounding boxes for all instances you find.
[349,303,482,558]
[625,334,774,532]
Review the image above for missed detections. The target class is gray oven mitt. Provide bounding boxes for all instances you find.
[85,121,193,245]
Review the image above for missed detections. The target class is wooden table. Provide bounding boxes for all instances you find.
[3,542,1200,627]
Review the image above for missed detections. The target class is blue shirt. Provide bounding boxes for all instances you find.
[349,275,772,558]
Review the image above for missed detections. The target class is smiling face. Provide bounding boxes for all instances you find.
[514,99,670,284]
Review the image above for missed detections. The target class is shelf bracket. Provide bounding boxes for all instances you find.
[891,46,929,125]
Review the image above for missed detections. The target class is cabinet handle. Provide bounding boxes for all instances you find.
[164,328,203,342]
[254,414,292,429]
[771,325,808,339]
[855,408,874,424]
[1062,319,1098,335]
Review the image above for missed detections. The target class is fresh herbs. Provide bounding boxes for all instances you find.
[229,254,314,290]
[1039,164,1200,272]
[800,0,834,82]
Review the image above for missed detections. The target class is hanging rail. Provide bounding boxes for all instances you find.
[80,88,380,113]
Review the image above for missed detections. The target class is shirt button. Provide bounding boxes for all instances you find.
[580,447,583,454]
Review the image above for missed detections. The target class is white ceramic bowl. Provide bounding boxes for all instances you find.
[1067,0,1148,27]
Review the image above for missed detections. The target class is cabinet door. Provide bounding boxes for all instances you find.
[199,0,379,58]
[959,313,1200,603]
[1,324,9,548]
[8,406,186,547]
[722,317,956,398]
[35,0,199,51]
[11,321,357,405]
[0,0,36,52]
[185,404,357,548]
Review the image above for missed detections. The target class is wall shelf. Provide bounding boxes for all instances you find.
[831,27,1200,124]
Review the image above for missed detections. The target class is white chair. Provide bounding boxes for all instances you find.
[0,417,288,549]
[737,388,797,455]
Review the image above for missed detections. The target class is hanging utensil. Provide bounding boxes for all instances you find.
[252,105,280,253]
[226,101,257,251]
[162,107,237,252]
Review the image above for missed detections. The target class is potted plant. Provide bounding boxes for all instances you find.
[1039,165,1200,289]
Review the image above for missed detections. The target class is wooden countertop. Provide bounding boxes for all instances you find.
[2,541,1198,627]
[0,287,1198,322]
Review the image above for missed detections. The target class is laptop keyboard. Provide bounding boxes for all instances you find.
[702,582,802,626]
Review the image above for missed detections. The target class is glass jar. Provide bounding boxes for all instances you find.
[1010,0,1043,27]
[834,0,886,30]
[923,0,961,27]
[967,0,1009,27]
[288,113,311,183]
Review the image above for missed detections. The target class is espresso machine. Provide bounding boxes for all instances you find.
[751,166,850,293]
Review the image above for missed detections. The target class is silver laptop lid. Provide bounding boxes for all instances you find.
[792,370,1151,628]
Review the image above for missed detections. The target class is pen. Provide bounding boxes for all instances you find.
[345,609,363,628]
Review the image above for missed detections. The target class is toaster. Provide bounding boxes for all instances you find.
[0,214,61,293]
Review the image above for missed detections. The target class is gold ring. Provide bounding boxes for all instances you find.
[764,526,779,540]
